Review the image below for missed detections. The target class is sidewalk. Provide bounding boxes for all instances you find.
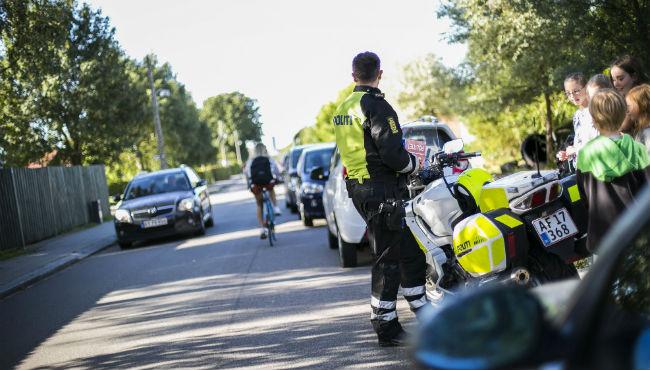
[0,221,116,299]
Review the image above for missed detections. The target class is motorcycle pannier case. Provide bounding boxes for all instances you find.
[452,209,528,278]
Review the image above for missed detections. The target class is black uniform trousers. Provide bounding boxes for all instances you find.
[346,178,427,340]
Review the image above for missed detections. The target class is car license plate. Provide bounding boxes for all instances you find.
[532,208,578,247]
[142,218,168,228]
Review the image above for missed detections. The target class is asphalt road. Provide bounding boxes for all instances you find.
[0,186,417,369]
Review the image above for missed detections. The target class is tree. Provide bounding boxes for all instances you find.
[397,55,468,121]
[0,0,147,166]
[296,84,354,144]
[437,0,650,164]
[200,92,263,163]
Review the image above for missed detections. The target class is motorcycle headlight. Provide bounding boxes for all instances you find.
[301,183,324,194]
[178,197,195,211]
[115,209,132,223]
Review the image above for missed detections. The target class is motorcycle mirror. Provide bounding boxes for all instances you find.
[442,139,464,154]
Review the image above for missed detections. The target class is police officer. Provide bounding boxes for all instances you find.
[333,51,427,347]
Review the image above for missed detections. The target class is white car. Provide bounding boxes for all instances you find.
[323,149,368,267]
[323,116,458,268]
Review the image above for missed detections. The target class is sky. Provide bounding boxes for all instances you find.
[86,0,467,152]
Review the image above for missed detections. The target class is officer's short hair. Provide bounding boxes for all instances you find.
[352,52,380,82]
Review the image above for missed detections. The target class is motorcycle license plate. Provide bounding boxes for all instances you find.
[142,218,168,228]
[532,208,578,247]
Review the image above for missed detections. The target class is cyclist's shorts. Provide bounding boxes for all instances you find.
[250,183,274,195]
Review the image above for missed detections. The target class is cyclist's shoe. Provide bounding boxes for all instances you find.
[260,228,268,239]
[273,206,282,216]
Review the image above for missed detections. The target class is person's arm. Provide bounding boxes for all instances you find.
[362,96,418,174]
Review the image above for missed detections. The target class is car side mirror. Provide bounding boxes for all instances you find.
[112,194,122,203]
[310,166,327,181]
[442,139,464,154]
[416,286,546,370]
[197,179,207,187]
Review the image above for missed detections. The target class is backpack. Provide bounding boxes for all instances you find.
[250,156,273,185]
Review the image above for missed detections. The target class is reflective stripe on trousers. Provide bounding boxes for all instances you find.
[370,296,397,321]
[403,284,427,311]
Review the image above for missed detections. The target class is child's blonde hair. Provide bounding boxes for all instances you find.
[589,88,627,132]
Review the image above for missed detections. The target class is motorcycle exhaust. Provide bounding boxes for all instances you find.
[510,268,531,286]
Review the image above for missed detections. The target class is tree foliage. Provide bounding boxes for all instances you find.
[0,0,146,166]
[200,92,263,162]
[295,84,354,145]
[396,0,650,169]
[398,55,468,121]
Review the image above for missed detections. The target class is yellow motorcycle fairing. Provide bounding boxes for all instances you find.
[452,214,507,277]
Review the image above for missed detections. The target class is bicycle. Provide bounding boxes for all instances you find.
[261,188,277,246]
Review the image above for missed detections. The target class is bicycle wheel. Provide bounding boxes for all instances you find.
[265,197,275,247]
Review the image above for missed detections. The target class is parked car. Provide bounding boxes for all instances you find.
[415,185,650,370]
[322,148,368,267]
[295,143,336,227]
[283,144,313,213]
[113,166,213,248]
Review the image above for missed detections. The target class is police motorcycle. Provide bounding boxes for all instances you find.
[403,139,589,303]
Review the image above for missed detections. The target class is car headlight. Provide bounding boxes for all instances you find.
[115,209,132,223]
[178,197,195,211]
[301,183,324,194]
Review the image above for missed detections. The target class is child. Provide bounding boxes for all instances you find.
[586,73,613,99]
[625,84,650,153]
[577,88,650,253]
[557,73,598,168]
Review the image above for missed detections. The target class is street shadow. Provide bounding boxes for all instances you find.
[2,214,399,369]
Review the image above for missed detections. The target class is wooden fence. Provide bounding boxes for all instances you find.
[0,165,110,250]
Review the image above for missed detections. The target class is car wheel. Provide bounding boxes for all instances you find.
[302,211,314,227]
[118,241,132,249]
[205,208,214,228]
[337,226,357,267]
[195,213,206,236]
[328,225,338,249]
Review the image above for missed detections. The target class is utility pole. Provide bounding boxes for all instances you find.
[233,129,242,165]
[147,59,167,169]
[217,120,229,167]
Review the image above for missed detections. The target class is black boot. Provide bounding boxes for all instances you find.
[378,328,410,347]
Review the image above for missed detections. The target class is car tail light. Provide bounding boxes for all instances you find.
[342,166,348,178]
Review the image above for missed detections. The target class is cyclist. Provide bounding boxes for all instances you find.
[245,143,282,239]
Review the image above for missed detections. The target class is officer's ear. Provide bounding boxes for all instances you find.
[352,72,358,82]
[377,70,383,81]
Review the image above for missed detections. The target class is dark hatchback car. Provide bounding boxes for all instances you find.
[295,143,335,227]
[283,144,312,213]
[415,185,650,370]
[113,166,213,248]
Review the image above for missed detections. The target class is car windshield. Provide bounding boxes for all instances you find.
[291,148,305,169]
[403,127,451,151]
[303,148,334,175]
[125,172,190,200]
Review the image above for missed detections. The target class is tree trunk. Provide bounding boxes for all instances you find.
[543,91,554,165]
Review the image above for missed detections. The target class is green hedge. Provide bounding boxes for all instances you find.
[196,164,242,183]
